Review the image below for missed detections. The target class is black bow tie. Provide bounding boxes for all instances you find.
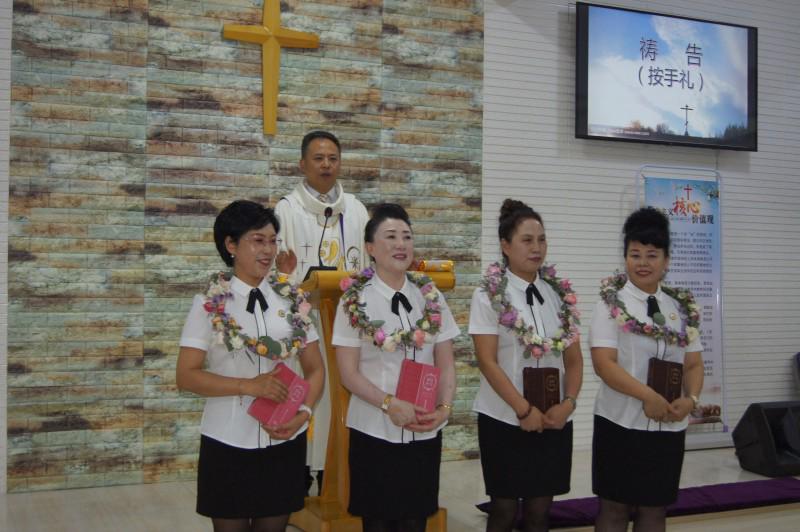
[246,288,268,314]
[646,295,661,318]
[391,292,413,316]
[526,283,545,306]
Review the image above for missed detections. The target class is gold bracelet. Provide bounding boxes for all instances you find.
[437,403,453,411]
[380,394,393,413]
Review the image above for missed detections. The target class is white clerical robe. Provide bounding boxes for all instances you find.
[275,181,369,283]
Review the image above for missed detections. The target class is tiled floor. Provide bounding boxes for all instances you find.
[1,447,798,531]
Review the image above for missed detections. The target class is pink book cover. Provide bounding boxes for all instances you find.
[395,359,440,413]
[247,363,310,427]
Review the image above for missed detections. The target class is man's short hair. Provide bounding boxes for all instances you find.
[301,130,341,158]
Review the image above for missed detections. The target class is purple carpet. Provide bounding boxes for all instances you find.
[476,477,800,528]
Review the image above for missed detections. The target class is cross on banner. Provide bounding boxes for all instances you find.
[223,0,319,135]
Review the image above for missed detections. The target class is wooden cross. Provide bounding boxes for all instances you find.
[223,0,319,135]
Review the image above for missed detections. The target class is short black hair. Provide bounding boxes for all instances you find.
[623,206,670,257]
[498,198,544,264]
[213,200,280,267]
[365,203,412,244]
[301,130,341,158]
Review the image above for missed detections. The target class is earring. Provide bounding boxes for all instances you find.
[231,253,235,259]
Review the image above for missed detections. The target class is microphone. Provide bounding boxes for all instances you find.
[318,206,333,267]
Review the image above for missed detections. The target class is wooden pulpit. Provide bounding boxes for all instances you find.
[289,269,455,532]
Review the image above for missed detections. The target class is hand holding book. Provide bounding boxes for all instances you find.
[405,404,451,432]
[665,397,694,423]
[394,359,446,432]
[642,389,671,421]
[263,409,311,440]
[384,397,421,427]
[645,357,687,422]
[518,405,545,433]
[396,359,440,412]
[247,363,310,438]
[542,401,572,430]
[245,369,289,403]
[522,367,560,414]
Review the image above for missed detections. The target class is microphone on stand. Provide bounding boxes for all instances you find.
[304,206,338,282]
[318,206,333,267]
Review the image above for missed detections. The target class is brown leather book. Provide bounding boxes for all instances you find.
[522,367,560,413]
[647,357,683,403]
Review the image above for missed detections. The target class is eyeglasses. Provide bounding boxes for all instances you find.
[241,235,278,250]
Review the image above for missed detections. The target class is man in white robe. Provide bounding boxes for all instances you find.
[275,131,368,280]
[274,130,369,490]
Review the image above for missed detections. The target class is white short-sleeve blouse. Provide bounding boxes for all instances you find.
[469,269,573,426]
[589,280,703,432]
[180,275,319,449]
[332,272,460,444]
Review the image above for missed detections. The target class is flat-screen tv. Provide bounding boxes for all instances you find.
[575,2,757,151]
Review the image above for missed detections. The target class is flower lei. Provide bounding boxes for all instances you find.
[481,262,580,359]
[339,267,442,352]
[599,271,700,347]
[203,271,313,361]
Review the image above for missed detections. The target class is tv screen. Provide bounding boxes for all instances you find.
[575,2,757,151]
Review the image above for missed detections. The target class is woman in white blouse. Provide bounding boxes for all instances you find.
[333,203,459,532]
[470,199,583,532]
[590,207,703,532]
[176,200,324,532]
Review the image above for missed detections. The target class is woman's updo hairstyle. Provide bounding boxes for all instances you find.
[622,206,671,257]
[498,198,544,265]
[364,203,412,244]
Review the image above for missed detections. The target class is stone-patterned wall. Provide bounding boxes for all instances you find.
[7,0,482,491]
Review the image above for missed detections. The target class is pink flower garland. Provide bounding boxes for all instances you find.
[599,271,700,347]
[481,262,580,359]
[203,271,313,361]
[340,267,443,352]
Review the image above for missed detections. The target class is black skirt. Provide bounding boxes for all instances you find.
[592,415,686,506]
[196,433,307,518]
[348,429,442,520]
[478,413,573,498]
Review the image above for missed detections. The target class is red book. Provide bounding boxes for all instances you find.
[247,363,310,427]
[396,359,440,413]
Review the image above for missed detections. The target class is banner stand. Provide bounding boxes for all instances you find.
[636,165,729,449]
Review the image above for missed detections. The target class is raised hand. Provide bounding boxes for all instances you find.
[275,250,297,275]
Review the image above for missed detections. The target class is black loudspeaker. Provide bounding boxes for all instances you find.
[733,401,800,477]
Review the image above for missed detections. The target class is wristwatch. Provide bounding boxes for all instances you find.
[689,394,700,409]
[381,394,394,413]
[564,395,577,410]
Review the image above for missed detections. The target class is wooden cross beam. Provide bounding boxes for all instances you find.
[223,0,319,135]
